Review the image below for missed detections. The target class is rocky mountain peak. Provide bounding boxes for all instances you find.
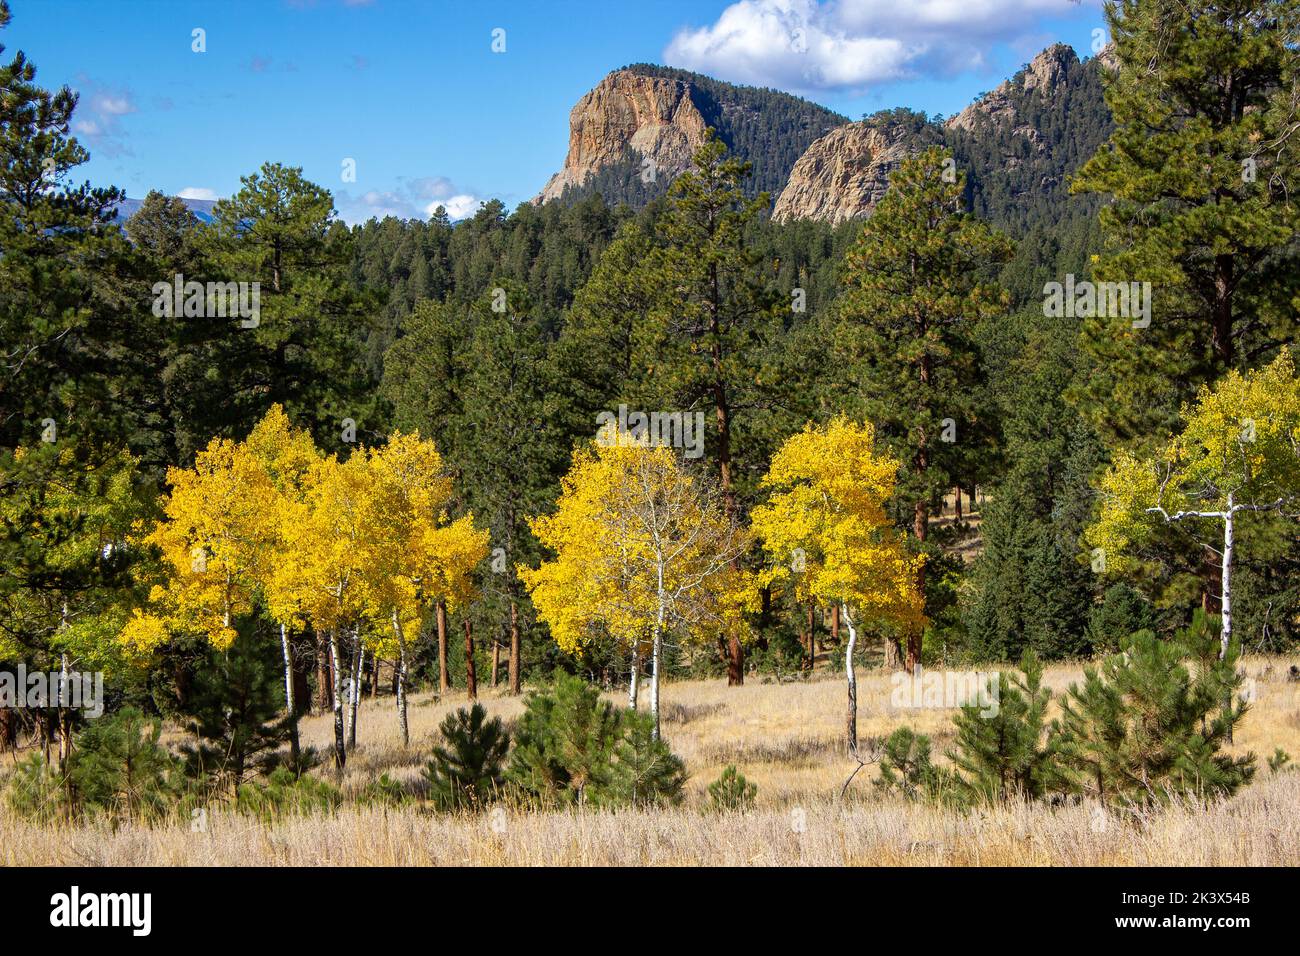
[534,69,710,203]
[771,119,919,225]
[946,43,1080,134]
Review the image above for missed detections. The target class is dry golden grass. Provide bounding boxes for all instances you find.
[2,654,1298,866]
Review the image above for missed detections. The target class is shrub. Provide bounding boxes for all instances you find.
[707,764,756,811]
[1268,749,1292,775]
[1053,621,1254,807]
[508,673,687,808]
[358,773,416,807]
[875,727,957,804]
[423,703,510,811]
[607,710,686,807]
[5,752,65,823]
[236,767,340,820]
[508,674,622,806]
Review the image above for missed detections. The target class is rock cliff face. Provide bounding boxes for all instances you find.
[771,122,915,224]
[771,43,1099,223]
[535,70,710,203]
[537,43,1111,223]
[946,43,1080,136]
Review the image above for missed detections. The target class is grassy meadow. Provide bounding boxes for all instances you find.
[3,655,1297,866]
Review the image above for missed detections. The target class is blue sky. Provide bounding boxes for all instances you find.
[7,0,1106,223]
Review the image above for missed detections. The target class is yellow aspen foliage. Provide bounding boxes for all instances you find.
[141,433,278,650]
[1088,348,1300,572]
[1085,350,1300,656]
[751,416,926,632]
[522,441,755,660]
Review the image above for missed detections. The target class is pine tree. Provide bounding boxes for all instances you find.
[607,709,686,808]
[837,146,1012,671]
[506,673,622,806]
[67,707,179,822]
[707,764,757,812]
[422,703,509,810]
[203,162,378,446]
[949,652,1062,804]
[1052,625,1255,807]
[177,624,299,794]
[1071,0,1300,447]
[964,314,1100,660]
[1084,583,1155,655]
[875,727,956,803]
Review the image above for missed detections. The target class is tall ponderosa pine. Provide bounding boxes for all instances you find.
[203,163,378,447]
[837,146,1011,671]
[568,133,784,685]
[1071,0,1300,447]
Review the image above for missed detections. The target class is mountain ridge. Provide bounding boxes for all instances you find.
[537,44,1113,229]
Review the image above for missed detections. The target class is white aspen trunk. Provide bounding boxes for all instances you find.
[57,649,70,769]
[280,623,295,716]
[1220,495,1234,661]
[1221,498,1236,744]
[347,634,362,750]
[328,627,346,771]
[279,623,300,766]
[392,609,409,747]
[841,602,858,756]
[651,565,666,740]
[628,643,641,710]
[649,629,662,741]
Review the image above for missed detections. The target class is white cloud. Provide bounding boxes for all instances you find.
[334,177,483,225]
[425,195,481,220]
[71,79,139,157]
[177,187,219,201]
[664,0,1099,93]
[90,92,137,116]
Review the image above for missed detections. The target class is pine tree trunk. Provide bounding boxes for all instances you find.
[909,497,927,674]
[508,599,521,695]
[279,623,300,768]
[884,634,903,670]
[437,599,450,695]
[0,704,14,754]
[709,314,745,687]
[830,603,840,646]
[491,639,501,688]
[908,348,932,676]
[842,603,858,756]
[328,627,346,771]
[464,617,477,700]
